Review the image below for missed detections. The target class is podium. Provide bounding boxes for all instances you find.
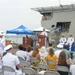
[22,37,32,48]
[38,35,46,48]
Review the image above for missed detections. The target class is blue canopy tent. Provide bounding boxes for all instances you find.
[6,25,33,46]
[6,25,33,34]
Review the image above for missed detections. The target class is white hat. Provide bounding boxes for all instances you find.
[4,44,13,51]
[57,44,63,48]
[39,46,46,53]
[0,31,4,36]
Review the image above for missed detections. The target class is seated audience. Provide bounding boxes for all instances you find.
[31,46,40,60]
[2,44,22,75]
[39,46,48,64]
[55,44,63,58]
[25,45,32,62]
[63,45,71,59]
[46,42,53,52]
[70,64,75,75]
[46,48,58,69]
[16,44,26,60]
[57,51,70,75]
[31,46,40,67]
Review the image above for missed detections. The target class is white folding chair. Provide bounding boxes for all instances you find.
[22,67,36,75]
[56,65,69,72]
[2,66,16,75]
[30,58,40,67]
[18,57,25,62]
[21,61,31,68]
[47,60,56,65]
[47,60,56,70]
[37,63,50,72]
[56,65,71,75]
[44,71,60,75]
[30,58,40,63]
[30,58,40,72]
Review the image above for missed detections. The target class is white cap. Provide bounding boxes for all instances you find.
[4,44,13,51]
[57,44,63,48]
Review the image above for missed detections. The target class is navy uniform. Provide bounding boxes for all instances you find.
[59,34,66,45]
[67,34,74,51]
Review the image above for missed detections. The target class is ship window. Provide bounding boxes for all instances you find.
[56,22,71,32]
[41,12,53,20]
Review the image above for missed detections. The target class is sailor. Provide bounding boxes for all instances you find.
[67,33,74,51]
[41,28,48,37]
[59,34,67,45]
[0,31,6,55]
[55,44,63,58]
[2,44,22,75]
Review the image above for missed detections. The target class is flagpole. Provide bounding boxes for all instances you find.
[59,0,60,5]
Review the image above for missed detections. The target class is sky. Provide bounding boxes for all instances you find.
[0,0,75,31]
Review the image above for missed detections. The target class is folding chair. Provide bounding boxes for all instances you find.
[18,57,25,62]
[47,60,56,65]
[56,65,71,75]
[47,60,56,70]
[2,66,16,75]
[44,71,60,75]
[37,63,50,72]
[21,61,31,68]
[30,58,40,67]
[22,67,36,75]
[30,58,40,72]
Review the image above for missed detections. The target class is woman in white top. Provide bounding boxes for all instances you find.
[25,45,33,62]
[39,46,48,64]
[16,45,26,60]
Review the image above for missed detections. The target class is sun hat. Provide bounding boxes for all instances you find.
[39,46,46,53]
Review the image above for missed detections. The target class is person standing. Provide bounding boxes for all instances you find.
[41,28,48,37]
[40,28,48,47]
[67,34,74,51]
[59,34,67,45]
[0,31,6,55]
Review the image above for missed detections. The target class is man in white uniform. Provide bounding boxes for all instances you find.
[59,34,66,45]
[40,28,48,47]
[2,44,23,75]
[0,31,6,55]
[67,34,74,51]
[55,44,63,58]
